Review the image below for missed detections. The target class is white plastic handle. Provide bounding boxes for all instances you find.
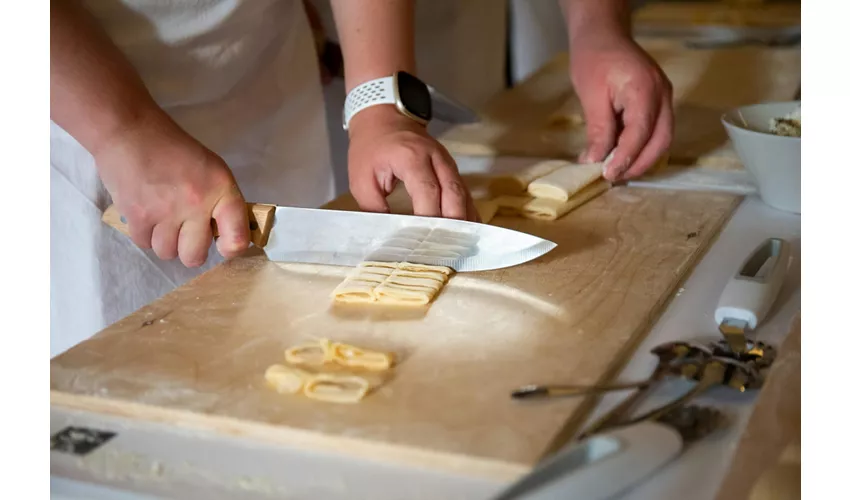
[714,238,791,330]
[490,421,683,500]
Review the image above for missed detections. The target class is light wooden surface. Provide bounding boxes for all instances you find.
[439,38,800,169]
[634,2,800,28]
[51,186,741,480]
[714,313,801,500]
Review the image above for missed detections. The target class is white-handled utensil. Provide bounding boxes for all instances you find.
[490,421,682,500]
[715,238,791,352]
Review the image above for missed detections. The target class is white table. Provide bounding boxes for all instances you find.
[51,158,800,500]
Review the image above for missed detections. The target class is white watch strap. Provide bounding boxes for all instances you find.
[343,76,395,130]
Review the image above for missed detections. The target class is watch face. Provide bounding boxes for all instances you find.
[396,71,432,122]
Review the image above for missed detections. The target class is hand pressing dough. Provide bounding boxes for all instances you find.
[332,261,453,306]
[521,180,610,220]
[489,160,571,196]
[527,162,604,201]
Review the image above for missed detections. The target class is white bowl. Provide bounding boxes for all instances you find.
[721,101,801,214]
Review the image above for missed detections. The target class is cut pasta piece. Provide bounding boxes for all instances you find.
[284,338,334,366]
[489,160,570,196]
[330,342,394,371]
[527,162,604,201]
[493,195,534,216]
[264,364,310,394]
[521,179,610,221]
[303,373,371,404]
[331,261,452,306]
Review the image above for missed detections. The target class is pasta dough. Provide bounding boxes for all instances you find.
[521,180,610,220]
[264,364,310,394]
[303,374,371,404]
[489,160,570,196]
[265,340,395,404]
[332,261,453,306]
[285,338,394,371]
[527,162,604,201]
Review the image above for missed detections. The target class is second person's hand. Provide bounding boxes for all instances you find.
[569,31,674,181]
[346,106,480,222]
[93,110,252,267]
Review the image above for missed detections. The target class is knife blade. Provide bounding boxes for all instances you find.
[102,203,556,272]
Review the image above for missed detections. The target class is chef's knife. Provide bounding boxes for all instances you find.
[102,203,556,272]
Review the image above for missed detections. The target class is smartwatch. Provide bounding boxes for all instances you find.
[342,71,432,130]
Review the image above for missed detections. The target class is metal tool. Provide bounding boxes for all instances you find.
[512,380,649,400]
[101,204,556,272]
[512,337,773,400]
[489,405,724,500]
[617,357,751,427]
[715,238,791,353]
[575,342,710,438]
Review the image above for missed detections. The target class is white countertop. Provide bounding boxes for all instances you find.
[51,158,801,500]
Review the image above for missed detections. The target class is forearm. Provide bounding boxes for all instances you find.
[50,0,166,156]
[559,0,631,45]
[329,0,416,92]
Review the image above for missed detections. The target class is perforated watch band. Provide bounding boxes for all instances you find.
[342,76,395,130]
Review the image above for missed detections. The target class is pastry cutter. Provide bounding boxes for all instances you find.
[715,238,791,354]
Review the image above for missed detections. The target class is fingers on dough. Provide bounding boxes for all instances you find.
[489,160,570,196]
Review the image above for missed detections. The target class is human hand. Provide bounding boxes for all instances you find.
[569,32,673,181]
[93,111,251,267]
[346,106,480,221]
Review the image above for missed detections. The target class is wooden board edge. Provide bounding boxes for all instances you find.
[534,191,744,459]
[50,390,530,482]
[711,312,801,500]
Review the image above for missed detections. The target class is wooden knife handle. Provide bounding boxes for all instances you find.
[101,203,276,248]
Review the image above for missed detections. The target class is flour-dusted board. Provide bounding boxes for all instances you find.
[51,187,741,480]
[439,38,800,168]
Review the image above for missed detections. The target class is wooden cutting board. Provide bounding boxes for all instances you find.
[439,38,800,168]
[633,2,801,29]
[51,186,741,480]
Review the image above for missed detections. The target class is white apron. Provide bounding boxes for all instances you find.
[50,0,334,357]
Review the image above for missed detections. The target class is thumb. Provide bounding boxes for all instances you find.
[211,184,251,259]
[578,98,618,164]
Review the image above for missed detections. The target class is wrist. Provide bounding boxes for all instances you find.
[87,99,170,159]
[565,1,632,50]
[347,104,424,138]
